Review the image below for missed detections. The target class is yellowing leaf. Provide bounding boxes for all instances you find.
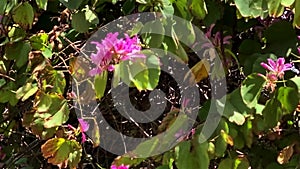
[184,60,210,85]
[277,144,295,164]
[220,130,234,146]
[41,138,82,168]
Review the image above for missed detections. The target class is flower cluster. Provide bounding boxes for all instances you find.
[89,32,145,76]
[205,24,232,47]
[260,57,292,91]
[111,164,130,169]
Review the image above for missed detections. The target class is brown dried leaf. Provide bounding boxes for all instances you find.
[277,144,295,164]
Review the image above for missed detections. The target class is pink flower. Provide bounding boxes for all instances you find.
[78,118,89,143]
[111,164,130,169]
[205,24,232,47]
[89,32,145,76]
[260,58,292,79]
[0,146,6,160]
[68,118,90,143]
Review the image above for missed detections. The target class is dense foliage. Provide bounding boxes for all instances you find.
[0,0,300,168]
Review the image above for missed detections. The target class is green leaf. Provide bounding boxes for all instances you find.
[287,76,300,98]
[189,0,207,20]
[42,68,66,94]
[240,73,266,108]
[281,0,295,6]
[240,118,253,148]
[94,70,107,99]
[12,2,34,29]
[276,87,298,114]
[42,95,69,128]
[0,85,19,106]
[16,82,38,101]
[59,0,83,9]
[214,134,227,157]
[41,138,82,168]
[268,0,284,17]
[294,0,300,28]
[5,41,31,68]
[203,0,222,26]
[32,92,70,129]
[173,20,195,46]
[141,19,165,48]
[262,98,282,128]
[218,158,250,169]
[174,0,192,20]
[161,0,174,15]
[175,141,194,169]
[8,27,26,42]
[234,0,268,18]
[0,79,6,88]
[71,11,91,33]
[36,0,48,10]
[122,0,136,15]
[264,21,297,56]
[0,0,7,15]
[218,158,234,169]
[228,112,246,126]
[83,6,99,25]
[30,33,49,51]
[193,141,210,169]
[234,157,250,169]
[119,51,160,91]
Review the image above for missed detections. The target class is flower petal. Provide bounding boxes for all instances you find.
[78,118,89,132]
[261,62,275,72]
[267,59,276,70]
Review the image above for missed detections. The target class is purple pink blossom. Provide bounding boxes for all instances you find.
[260,58,292,79]
[89,32,145,76]
[205,24,232,47]
[78,118,89,143]
[68,118,89,143]
[111,164,130,169]
[260,57,292,91]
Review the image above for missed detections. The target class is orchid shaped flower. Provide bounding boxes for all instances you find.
[68,118,89,143]
[260,57,292,92]
[89,32,145,76]
[111,164,130,169]
[260,58,292,79]
[205,24,232,47]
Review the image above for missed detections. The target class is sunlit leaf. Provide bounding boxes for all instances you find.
[240,73,266,108]
[189,0,207,20]
[72,11,90,33]
[268,0,284,17]
[293,0,300,28]
[41,138,82,168]
[36,0,48,10]
[41,66,66,94]
[16,82,38,101]
[94,70,107,99]
[184,59,210,85]
[141,19,165,48]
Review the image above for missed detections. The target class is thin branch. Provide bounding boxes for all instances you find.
[0,73,15,81]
